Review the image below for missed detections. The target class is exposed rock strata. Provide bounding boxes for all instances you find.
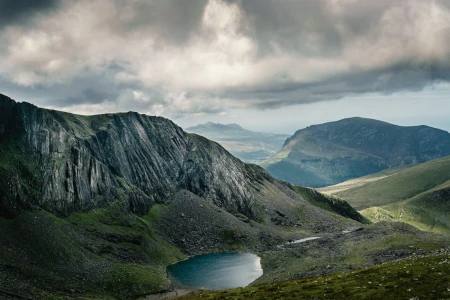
[0,94,269,219]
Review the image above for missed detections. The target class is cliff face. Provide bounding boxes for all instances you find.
[0,94,263,218]
[262,117,450,187]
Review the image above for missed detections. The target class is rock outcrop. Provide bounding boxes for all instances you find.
[0,94,266,219]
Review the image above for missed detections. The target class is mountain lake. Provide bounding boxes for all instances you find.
[167,252,263,290]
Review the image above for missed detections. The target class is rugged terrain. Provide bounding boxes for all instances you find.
[0,94,448,299]
[186,122,289,163]
[0,94,364,299]
[321,156,450,234]
[262,117,450,187]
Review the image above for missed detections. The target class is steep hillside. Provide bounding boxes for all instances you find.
[0,94,366,299]
[288,185,371,224]
[327,156,450,234]
[262,117,450,187]
[186,122,289,163]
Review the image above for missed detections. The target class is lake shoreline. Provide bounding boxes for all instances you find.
[167,252,263,290]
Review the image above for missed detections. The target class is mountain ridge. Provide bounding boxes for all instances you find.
[262,117,450,187]
[0,94,270,220]
[188,122,246,132]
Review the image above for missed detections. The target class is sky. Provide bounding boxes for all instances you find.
[1,0,450,134]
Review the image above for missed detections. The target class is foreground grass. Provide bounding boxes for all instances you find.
[180,252,450,300]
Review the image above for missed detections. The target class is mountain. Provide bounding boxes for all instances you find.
[0,94,369,299]
[186,122,289,163]
[1,94,448,299]
[261,117,450,188]
[320,156,450,233]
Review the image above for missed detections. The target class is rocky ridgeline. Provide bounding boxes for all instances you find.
[264,117,450,187]
[0,94,270,219]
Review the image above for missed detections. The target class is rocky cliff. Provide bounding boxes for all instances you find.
[0,94,268,219]
[262,117,450,187]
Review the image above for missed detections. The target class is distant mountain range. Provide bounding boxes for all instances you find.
[261,117,450,188]
[186,122,290,163]
[320,156,450,234]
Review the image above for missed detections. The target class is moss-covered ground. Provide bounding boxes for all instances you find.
[0,203,185,299]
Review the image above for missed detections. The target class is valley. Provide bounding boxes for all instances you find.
[186,123,289,164]
[0,94,449,299]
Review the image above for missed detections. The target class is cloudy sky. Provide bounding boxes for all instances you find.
[1,0,450,134]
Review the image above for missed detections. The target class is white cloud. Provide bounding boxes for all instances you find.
[0,0,450,117]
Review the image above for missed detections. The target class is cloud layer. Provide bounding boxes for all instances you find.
[0,0,449,118]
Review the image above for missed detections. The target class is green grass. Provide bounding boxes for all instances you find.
[360,183,450,234]
[328,156,450,234]
[0,202,186,299]
[180,252,450,300]
[334,156,450,210]
[253,221,447,286]
[318,165,413,195]
[288,185,371,224]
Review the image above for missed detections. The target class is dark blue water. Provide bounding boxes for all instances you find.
[167,252,263,290]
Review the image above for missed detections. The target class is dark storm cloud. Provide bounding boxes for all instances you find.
[233,0,344,57]
[0,0,450,117]
[0,0,61,28]
[219,60,450,110]
[211,0,450,109]
[118,0,209,45]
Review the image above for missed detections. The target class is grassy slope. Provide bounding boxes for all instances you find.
[180,250,450,300]
[288,185,371,224]
[334,156,450,210]
[318,165,413,195]
[254,221,448,285]
[361,180,450,234]
[322,156,450,234]
[0,204,186,300]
